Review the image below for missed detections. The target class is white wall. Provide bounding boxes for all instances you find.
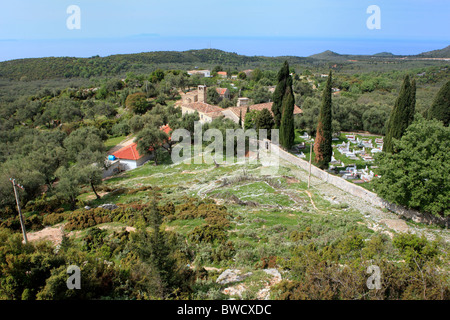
[119,159,138,171]
[270,142,449,227]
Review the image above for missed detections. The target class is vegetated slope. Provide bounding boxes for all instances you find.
[308,50,344,60]
[0,49,314,81]
[416,45,450,58]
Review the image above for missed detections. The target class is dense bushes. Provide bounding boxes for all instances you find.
[272,232,449,300]
[64,208,112,231]
[0,199,196,300]
[374,117,450,217]
[172,198,232,245]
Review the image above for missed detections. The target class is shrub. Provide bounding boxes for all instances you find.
[188,224,228,244]
[64,208,112,231]
[43,213,67,226]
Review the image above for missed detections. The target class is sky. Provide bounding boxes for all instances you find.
[0,0,449,61]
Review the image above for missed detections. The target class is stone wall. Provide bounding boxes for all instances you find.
[271,143,449,227]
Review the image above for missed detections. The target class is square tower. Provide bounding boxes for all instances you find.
[198,85,207,103]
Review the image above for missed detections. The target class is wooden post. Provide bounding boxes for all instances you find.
[10,179,28,244]
[308,142,313,189]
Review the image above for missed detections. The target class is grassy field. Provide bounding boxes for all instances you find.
[104,135,129,151]
[63,147,450,300]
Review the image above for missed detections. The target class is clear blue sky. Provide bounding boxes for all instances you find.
[0,0,449,61]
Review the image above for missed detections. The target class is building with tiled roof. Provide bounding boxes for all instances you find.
[217,71,228,78]
[181,101,224,123]
[179,85,225,123]
[107,125,172,172]
[215,87,230,100]
[187,70,211,78]
[223,102,303,127]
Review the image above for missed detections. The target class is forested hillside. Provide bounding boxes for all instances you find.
[0,47,448,301]
[1,47,448,81]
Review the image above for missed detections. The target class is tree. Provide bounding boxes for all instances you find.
[135,126,170,165]
[206,87,221,105]
[374,116,449,217]
[237,72,247,80]
[249,85,272,104]
[76,151,104,200]
[272,61,290,128]
[150,69,165,83]
[125,92,150,114]
[171,112,200,138]
[383,75,416,153]
[250,68,263,82]
[244,110,259,130]
[63,127,107,198]
[314,71,333,169]
[55,166,81,209]
[129,198,191,298]
[408,78,416,125]
[294,96,320,136]
[362,106,390,135]
[427,80,450,126]
[255,108,275,139]
[64,127,106,157]
[279,76,295,149]
[29,145,67,189]
[212,65,223,74]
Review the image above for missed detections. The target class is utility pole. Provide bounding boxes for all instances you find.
[10,178,28,244]
[308,140,313,189]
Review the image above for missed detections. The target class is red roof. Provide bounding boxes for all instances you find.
[111,125,172,161]
[216,88,228,95]
[160,124,172,135]
[112,143,145,161]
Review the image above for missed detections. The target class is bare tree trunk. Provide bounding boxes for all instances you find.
[91,182,101,200]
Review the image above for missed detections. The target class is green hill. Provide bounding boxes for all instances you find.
[0,49,313,81]
[1,45,449,81]
[416,45,450,58]
[308,50,343,60]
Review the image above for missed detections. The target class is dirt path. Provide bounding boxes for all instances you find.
[27,224,65,246]
[300,190,321,213]
[107,136,135,154]
[282,159,449,242]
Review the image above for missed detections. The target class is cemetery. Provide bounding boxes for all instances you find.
[291,131,383,186]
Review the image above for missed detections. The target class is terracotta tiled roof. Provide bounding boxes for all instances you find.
[112,143,145,161]
[160,124,172,134]
[112,125,172,161]
[216,88,228,95]
[228,102,302,120]
[183,102,223,115]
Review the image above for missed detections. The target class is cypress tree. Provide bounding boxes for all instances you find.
[238,110,242,127]
[427,80,450,126]
[409,78,416,122]
[384,75,415,153]
[272,61,290,128]
[314,71,333,169]
[280,76,295,149]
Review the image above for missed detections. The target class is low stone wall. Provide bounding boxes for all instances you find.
[382,201,450,227]
[271,143,449,227]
